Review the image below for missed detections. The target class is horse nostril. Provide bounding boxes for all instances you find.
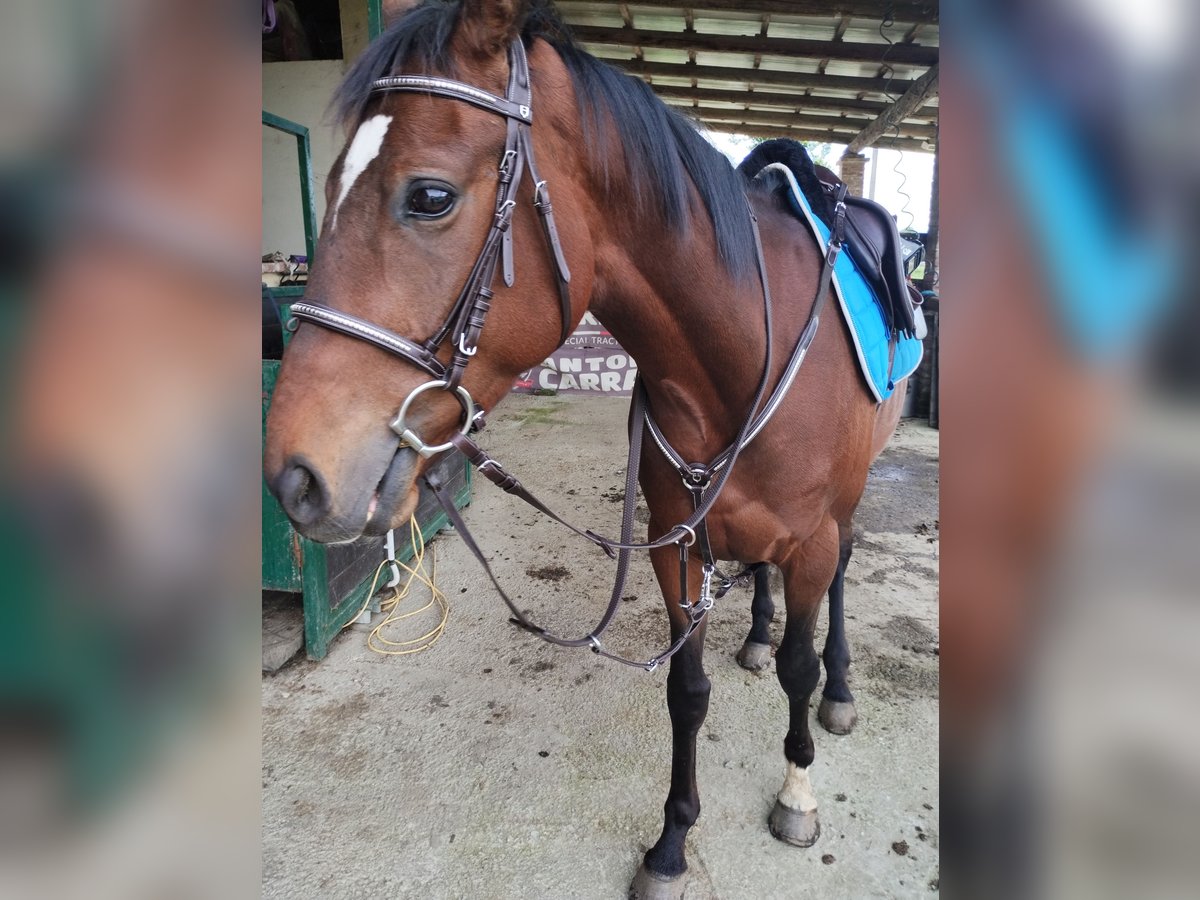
[273,456,330,525]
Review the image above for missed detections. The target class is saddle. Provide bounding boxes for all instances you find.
[828,184,925,340]
[739,141,925,340]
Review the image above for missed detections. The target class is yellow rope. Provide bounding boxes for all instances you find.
[339,514,449,655]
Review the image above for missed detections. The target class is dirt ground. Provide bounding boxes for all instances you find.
[262,393,939,898]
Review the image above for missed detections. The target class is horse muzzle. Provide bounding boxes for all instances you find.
[269,441,423,544]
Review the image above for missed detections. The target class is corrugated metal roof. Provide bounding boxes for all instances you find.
[557,1,940,151]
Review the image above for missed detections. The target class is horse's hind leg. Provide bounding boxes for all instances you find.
[768,520,840,848]
[736,562,774,670]
[630,543,708,900]
[818,523,858,734]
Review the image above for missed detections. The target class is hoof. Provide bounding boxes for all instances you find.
[628,863,687,900]
[818,698,858,735]
[768,800,821,848]
[736,641,772,671]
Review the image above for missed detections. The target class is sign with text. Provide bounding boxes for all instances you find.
[512,312,638,396]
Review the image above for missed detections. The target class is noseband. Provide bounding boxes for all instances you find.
[287,38,572,457]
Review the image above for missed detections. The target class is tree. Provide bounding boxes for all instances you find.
[802,142,839,169]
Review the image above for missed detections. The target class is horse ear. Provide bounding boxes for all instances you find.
[458,0,523,57]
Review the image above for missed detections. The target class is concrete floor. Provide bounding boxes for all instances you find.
[263,394,939,898]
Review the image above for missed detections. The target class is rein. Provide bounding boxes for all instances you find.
[287,38,848,671]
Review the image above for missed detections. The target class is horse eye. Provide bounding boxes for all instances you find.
[408,185,455,218]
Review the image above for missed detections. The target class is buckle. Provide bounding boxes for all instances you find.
[674,524,697,547]
[832,185,848,245]
[494,199,516,229]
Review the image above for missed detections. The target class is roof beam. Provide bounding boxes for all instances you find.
[612,59,920,97]
[693,107,937,141]
[572,24,938,67]
[696,119,930,153]
[846,63,939,153]
[560,1,940,24]
[648,83,938,120]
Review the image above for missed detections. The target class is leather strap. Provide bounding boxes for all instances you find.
[643,185,848,483]
[368,75,532,124]
[522,127,573,344]
[294,39,573,390]
[416,195,786,669]
[424,468,707,672]
[424,378,686,670]
[287,41,849,671]
[448,431,617,556]
[287,301,446,379]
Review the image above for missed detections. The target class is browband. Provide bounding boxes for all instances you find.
[369,75,533,124]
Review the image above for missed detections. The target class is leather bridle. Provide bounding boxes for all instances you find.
[288,38,572,457]
[284,38,848,671]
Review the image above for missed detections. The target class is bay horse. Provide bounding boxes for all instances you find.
[264,1,906,895]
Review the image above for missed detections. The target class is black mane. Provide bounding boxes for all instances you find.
[332,0,758,280]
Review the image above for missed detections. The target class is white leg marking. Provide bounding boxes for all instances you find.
[778,762,818,813]
[331,114,393,229]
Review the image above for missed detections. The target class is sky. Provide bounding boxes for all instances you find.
[704,130,935,234]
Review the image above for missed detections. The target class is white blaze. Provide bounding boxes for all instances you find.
[331,114,393,229]
[778,763,818,812]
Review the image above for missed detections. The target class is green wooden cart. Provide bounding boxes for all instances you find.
[261,359,471,659]
[262,106,472,660]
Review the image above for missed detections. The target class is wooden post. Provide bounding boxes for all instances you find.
[338,0,371,62]
[846,64,939,156]
[920,135,939,292]
[918,133,939,429]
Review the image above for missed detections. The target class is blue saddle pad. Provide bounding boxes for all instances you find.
[758,163,923,403]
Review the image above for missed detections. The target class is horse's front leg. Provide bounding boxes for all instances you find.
[629,543,708,900]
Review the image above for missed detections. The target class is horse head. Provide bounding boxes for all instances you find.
[264,0,593,543]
